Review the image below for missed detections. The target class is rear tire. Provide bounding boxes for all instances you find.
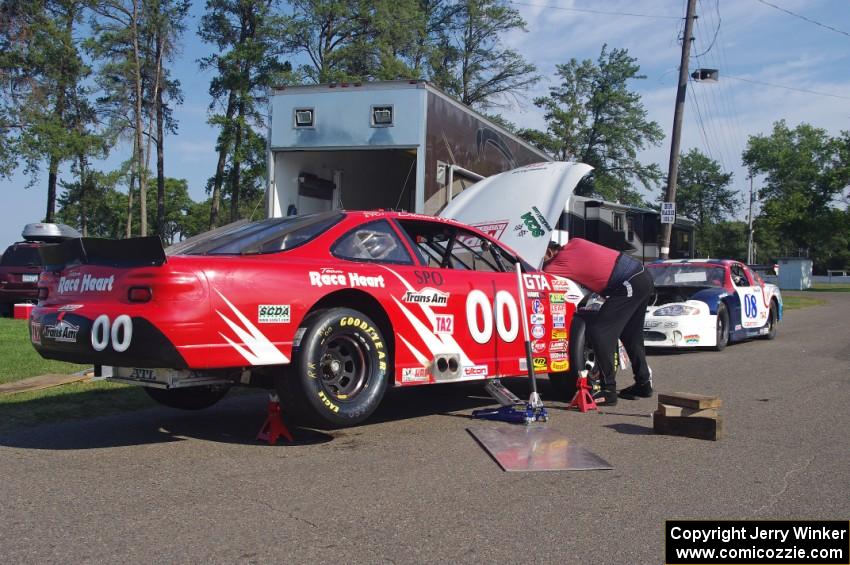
[144,385,230,410]
[714,304,729,351]
[279,308,389,427]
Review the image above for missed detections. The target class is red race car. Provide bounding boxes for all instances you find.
[31,211,587,426]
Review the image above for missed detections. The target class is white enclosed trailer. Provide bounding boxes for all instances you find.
[266,80,549,218]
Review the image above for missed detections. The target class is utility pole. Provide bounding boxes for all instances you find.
[660,0,698,259]
[747,173,755,264]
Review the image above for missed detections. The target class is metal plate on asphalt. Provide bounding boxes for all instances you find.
[468,426,613,472]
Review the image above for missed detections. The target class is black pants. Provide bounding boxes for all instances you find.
[586,268,654,387]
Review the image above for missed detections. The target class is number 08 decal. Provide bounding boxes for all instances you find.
[744,294,758,318]
[466,290,519,344]
[91,314,133,352]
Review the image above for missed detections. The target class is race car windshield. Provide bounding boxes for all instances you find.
[173,212,344,256]
[649,265,725,287]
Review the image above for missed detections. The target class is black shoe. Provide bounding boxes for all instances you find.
[618,381,654,400]
[591,385,618,406]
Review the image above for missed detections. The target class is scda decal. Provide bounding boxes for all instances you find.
[403,287,449,306]
[531,324,545,339]
[531,299,543,314]
[57,274,115,294]
[550,360,569,372]
[433,314,454,335]
[43,319,80,343]
[258,304,290,324]
[549,340,567,352]
[309,269,385,289]
[552,314,565,328]
[30,321,41,345]
[401,367,429,383]
[463,365,488,378]
[551,329,567,340]
[530,313,545,325]
[549,292,566,303]
[532,357,547,370]
[532,341,546,353]
[550,303,566,314]
[551,277,570,291]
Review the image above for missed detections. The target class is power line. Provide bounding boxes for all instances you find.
[725,75,850,101]
[754,0,850,38]
[692,0,721,57]
[507,1,681,20]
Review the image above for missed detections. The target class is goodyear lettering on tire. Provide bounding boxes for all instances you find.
[340,316,387,371]
[318,390,340,413]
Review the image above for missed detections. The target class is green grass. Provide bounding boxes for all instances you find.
[782,295,827,310]
[809,283,850,293]
[0,380,153,434]
[0,318,86,385]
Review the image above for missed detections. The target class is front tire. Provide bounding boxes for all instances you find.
[144,385,230,410]
[714,304,730,351]
[550,315,597,400]
[279,308,389,427]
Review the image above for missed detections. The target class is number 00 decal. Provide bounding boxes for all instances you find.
[466,290,519,344]
[91,314,133,352]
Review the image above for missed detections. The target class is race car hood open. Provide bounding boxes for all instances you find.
[439,161,592,268]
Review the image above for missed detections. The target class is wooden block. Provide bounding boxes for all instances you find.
[657,392,721,410]
[653,411,723,441]
[658,403,719,419]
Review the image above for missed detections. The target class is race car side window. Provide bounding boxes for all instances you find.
[731,264,749,287]
[395,220,514,272]
[332,220,413,264]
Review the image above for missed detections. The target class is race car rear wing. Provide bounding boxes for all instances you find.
[39,236,167,271]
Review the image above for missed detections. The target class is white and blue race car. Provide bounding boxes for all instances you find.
[643,259,782,350]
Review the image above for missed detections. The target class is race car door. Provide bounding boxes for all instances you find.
[731,262,768,330]
[392,219,527,379]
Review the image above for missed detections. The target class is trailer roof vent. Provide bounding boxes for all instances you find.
[371,105,393,127]
[294,108,314,128]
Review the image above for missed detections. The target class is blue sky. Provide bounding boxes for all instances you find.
[2,0,849,249]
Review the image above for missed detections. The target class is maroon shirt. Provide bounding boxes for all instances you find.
[543,238,620,293]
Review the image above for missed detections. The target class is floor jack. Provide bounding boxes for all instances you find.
[257,392,293,445]
[471,263,548,425]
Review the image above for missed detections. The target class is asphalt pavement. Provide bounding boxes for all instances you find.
[1,292,848,564]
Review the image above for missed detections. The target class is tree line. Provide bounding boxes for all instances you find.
[1,0,848,270]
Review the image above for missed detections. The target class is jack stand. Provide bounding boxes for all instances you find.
[472,379,549,424]
[257,392,293,445]
[568,371,598,413]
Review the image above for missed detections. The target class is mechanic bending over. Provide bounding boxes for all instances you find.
[543,238,654,405]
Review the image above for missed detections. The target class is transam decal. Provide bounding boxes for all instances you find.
[57,274,115,294]
[550,360,569,372]
[43,319,80,343]
[433,314,454,335]
[403,287,449,306]
[552,329,567,340]
[258,304,290,324]
[401,367,429,383]
[463,365,488,378]
[308,269,385,289]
